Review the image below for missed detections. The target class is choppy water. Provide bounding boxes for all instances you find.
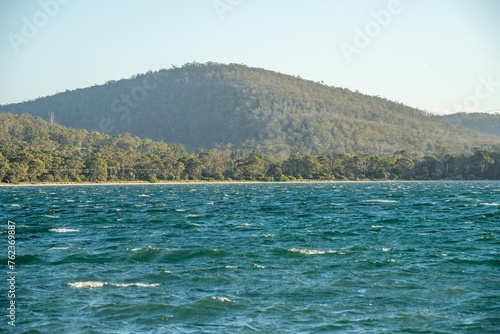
[1,182,499,333]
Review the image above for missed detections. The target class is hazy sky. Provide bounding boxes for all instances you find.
[1,0,499,114]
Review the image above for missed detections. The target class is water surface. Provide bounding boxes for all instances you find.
[1,182,499,333]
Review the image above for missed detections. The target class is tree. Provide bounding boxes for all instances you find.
[366,156,388,179]
[415,156,443,180]
[28,158,47,182]
[0,153,10,181]
[181,156,203,180]
[85,152,108,182]
[5,162,28,183]
[472,150,494,177]
[300,156,322,179]
[200,151,226,180]
[266,164,283,180]
[236,154,268,180]
[391,151,415,179]
[63,150,86,181]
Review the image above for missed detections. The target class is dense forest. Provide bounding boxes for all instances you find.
[442,112,500,137]
[2,62,499,158]
[1,113,499,183]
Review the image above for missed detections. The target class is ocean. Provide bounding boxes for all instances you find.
[1,182,499,333]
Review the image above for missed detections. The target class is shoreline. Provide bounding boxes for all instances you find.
[0,179,496,187]
[0,180,368,187]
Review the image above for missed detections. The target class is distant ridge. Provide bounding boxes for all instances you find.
[441,112,500,137]
[2,62,499,157]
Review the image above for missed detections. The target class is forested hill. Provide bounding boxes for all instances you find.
[441,112,500,137]
[2,62,499,157]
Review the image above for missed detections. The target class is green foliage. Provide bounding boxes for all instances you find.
[1,113,499,183]
[2,63,499,157]
[148,175,159,183]
[85,151,108,182]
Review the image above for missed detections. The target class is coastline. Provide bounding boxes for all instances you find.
[0,179,495,187]
[0,180,354,187]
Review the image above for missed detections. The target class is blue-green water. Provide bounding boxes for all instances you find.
[1,182,499,333]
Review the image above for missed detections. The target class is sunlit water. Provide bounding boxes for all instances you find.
[1,182,499,333]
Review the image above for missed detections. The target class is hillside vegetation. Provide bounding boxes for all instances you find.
[2,62,499,158]
[1,112,499,183]
[441,112,500,137]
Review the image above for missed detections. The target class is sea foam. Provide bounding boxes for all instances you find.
[68,281,107,289]
[211,296,234,302]
[111,283,160,288]
[288,248,339,255]
[68,281,159,288]
[49,228,79,233]
[364,199,398,203]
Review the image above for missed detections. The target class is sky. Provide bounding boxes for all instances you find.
[0,0,499,114]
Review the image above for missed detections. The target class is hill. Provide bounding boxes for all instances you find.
[2,62,499,158]
[441,112,500,137]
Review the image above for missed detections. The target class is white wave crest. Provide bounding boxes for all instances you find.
[211,296,234,302]
[111,283,160,288]
[127,246,177,252]
[289,248,337,255]
[364,199,397,203]
[68,281,107,289]
[68,281,159,288]
[42,215,60,219]
[49,228,79,233]
[482,202,500,206]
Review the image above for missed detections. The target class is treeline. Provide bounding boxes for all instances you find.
[1,113,499,183]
